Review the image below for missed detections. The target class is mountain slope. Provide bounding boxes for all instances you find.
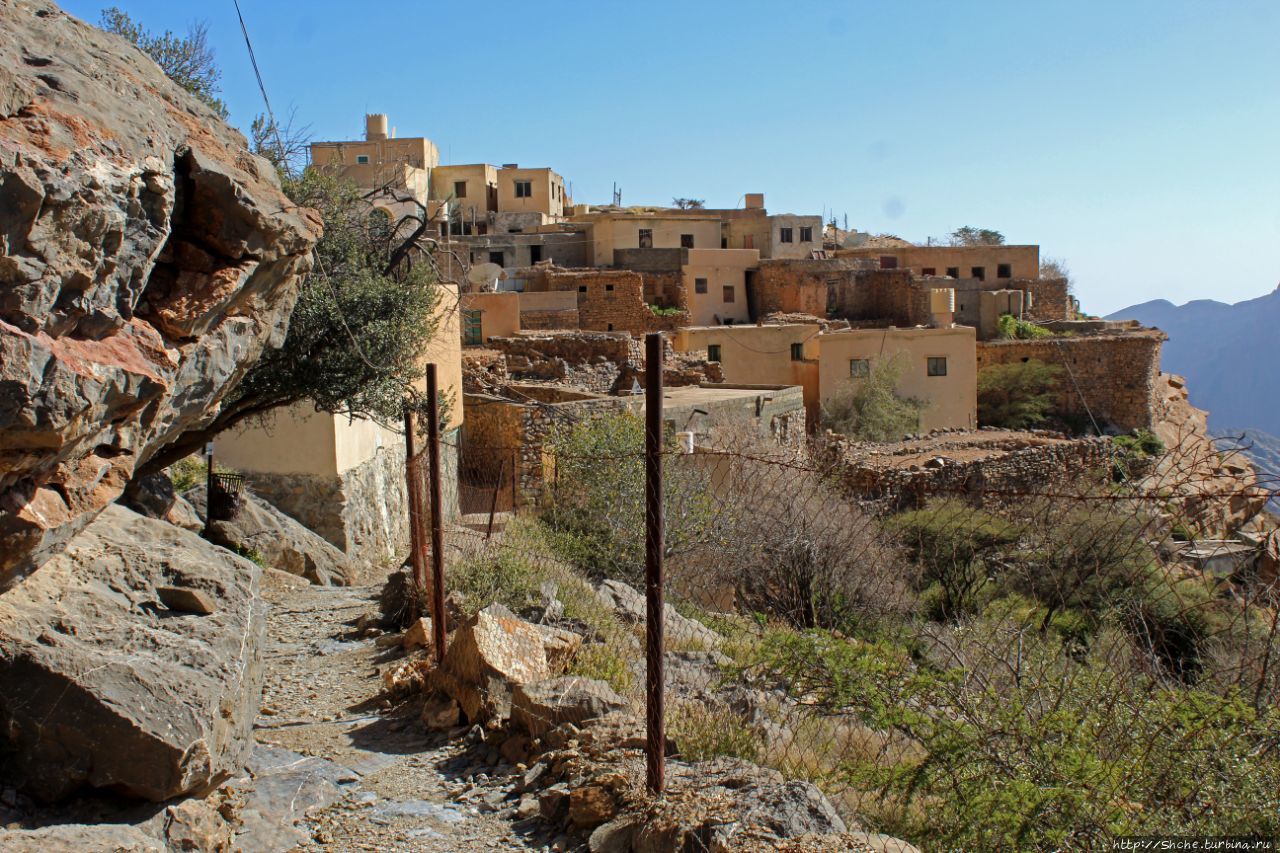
[1107,287,1280,435]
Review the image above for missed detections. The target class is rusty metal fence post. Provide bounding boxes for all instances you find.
[403,405,426,622]
[644,332,666,794]
[426,364,448,665]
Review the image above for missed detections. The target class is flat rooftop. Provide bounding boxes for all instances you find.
[662,383,800,407]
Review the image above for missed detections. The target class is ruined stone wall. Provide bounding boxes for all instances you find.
[819,433,1116,509]
[951,277,1070,326]
[829,269,931,327]
[520,308,580,330]
[238,436,458,565]
[643,271,689,311]
[751,259,848,316]
[977,332,1166,431]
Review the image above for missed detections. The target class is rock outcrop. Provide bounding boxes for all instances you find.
[0,504,265,802]
[0,0,322,588]
[186,484,359,586]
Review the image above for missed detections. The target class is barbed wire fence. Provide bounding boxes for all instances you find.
[400,339,1280,850]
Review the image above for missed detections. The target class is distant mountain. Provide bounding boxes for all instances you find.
[1107,286,1280,435]
[1214,428,1280,512]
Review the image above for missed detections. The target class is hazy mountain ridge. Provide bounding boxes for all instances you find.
[1107,286,1280,435]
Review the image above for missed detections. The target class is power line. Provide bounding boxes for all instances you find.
[231,0,283,159]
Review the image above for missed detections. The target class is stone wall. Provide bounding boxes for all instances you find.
[951,276,1070,327]
[817,432,1117,509]
[521,308,580,330]
[541,270,691,335]
[237,435,459,566]
[829,269,932,327]
[976,331,1166,431]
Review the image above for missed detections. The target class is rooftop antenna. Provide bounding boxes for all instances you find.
[612,183,622,206]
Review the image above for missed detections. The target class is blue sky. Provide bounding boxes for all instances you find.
[63,0,1280,315]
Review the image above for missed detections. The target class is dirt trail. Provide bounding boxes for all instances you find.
[253,569,560,852]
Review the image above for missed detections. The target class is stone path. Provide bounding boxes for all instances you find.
[248,569,565,852]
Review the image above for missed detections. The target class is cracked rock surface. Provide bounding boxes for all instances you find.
[0,0,322,587]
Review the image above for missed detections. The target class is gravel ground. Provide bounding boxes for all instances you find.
[255,569,571,852]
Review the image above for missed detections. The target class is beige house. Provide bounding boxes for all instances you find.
[817,325,977,434]
[837,244,1040,281]
[460,291,521,345]
[681,248,760,326]
[498,166,568,217]
[431,164,498,234]
[215,283,464,562]
[577,211,723,267]
[672,324,821,419]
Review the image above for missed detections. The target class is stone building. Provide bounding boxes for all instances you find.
[214,284,465,563]
[836,243,1041,280]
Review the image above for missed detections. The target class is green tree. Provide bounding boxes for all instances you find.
[139,161,443,475]
[671,197,705,209]
[99,7,228,118]
[821,354,927,441]
[949,226,1006,246]
[977,359,1062,429]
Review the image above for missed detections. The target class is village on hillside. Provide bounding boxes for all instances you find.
[215,112,1198,557]
[3,5,1279,850]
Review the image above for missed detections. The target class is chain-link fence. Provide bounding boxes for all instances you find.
[402,363,1280,850]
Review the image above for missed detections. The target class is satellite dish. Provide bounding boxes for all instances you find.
[467,263,503,292]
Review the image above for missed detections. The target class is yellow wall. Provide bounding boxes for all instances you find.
[311,136,438,170]
[681,248,759,325]
[422,283,465,431]
[432,164,498,222]
[837,245,1040,280]
[461,291,520,343]
[672,324,821,419]
[215,402,339,476]
[817,326,977,433]
[583,215,723,266]
[497,167,566,216]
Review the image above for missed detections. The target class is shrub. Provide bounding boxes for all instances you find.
[669,701,761,763]
[996,313,1053,340]
[977,359,1062,429]
[168,456,206,493]
[822,354,928,442]
[540,411,715,585]
[886,499,1021,618]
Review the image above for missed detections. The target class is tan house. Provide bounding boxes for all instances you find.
[214,283,464,562]
[577,210,723,267]
[680,248,760,326]
[498,166,568,217]
[460,291,521,345]
[817,325,977,434]
[837,244,1040,281]
[431,164,498,234]
[672,324,821,419]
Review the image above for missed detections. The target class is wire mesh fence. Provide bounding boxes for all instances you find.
[404,379,1280,849]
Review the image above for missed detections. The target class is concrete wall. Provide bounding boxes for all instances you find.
[681,248,759,325]
[583,215,722,266]
[422,283,465,431]
[818,326,978,434]
[672,324,821,420]
[311,136,438,170]
[976,331,1165,431]
[456,231,588,268]
[497,167,566,216]
[461,291,521,343]
[767,214,824,259]
[431,163,498,226]
[837,244,1040,280]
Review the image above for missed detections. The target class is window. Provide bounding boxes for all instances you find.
[605,284,614,292]
[638,228,653,248]
[529,245,542,263]
[454,181,467,199]
[790,343,804,361]
[922,267,937,276]
[680,233,694,249]
[927,357,948,377]
[722,285,735,303]
[800,225,813,242]
[489,251,504,267]
[721,237,728,248]
[578,285,587,293]
[879,256,899,269]
[850,358,870,378]
[514,180,532,198]
[462,310,483,346]
[971,266,985,281]
[368,208,391,240]
[779,227,794,243]
[695,277,708,294]
[355,154,370,164]
[997,263,1012,279]
[946,266,960,278]
[707,344,721,362]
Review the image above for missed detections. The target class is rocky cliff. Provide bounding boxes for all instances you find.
[0,0,321,588]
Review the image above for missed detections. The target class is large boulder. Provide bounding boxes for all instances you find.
[0,0,322,588]
[431,603,551,724]
[0,504,266,802]
[512,676,628,738]
[186,484,359,586]
[595,579,722,650]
